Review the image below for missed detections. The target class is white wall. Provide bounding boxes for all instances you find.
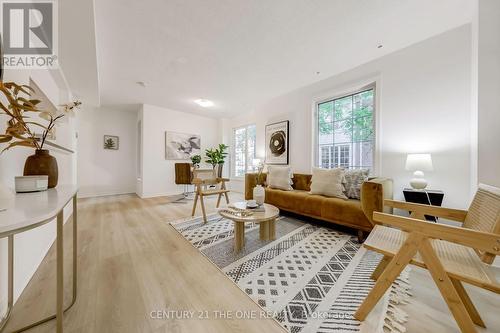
[0,68,76,313]
[77,106,138,197]
[138,104,220,198]
[224,25,473,208]
[477,0,500,187]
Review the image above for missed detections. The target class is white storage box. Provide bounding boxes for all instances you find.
[15,175,49,193]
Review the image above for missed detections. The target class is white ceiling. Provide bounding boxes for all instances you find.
[91,0,474,117]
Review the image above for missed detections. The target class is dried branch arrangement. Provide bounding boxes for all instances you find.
[0,81,80,152]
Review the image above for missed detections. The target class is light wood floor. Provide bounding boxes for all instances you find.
[4,193,500,333]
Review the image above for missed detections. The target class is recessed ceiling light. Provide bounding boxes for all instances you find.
[194,99,214,108]
[136,81,146,87]
[377,44,383,49]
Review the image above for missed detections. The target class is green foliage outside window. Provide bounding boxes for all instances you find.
[318,89,374,142]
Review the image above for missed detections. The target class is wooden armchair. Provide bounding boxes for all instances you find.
[191,169,230,223]
[354,184,500,333]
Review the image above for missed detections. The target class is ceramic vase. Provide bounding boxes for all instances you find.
[253,184,265,205]
[23,149,58,188]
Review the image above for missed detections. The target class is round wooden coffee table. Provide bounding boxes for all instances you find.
[219,202,279,252]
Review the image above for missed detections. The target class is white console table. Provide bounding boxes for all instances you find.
[0,185,78,333]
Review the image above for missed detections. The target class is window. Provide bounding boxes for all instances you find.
[233,124,256,177]
[316,86,375,170]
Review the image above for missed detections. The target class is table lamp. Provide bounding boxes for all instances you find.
[405,153,433,190]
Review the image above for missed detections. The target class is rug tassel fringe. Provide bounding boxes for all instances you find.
[380,267,412,333]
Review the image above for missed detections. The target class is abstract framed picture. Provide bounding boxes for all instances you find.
[103,135,119,150]
[265,120,289,165]
[165,131,201,160]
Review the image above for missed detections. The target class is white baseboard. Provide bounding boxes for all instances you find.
[78,190,136,199]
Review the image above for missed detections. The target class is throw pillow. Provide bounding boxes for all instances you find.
[267,166,293,191]
[310,167,347,199]
[343,169,370,199]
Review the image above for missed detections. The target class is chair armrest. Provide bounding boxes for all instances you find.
[217,177,230,182]
[384,199,468,222]
[245,173,257,200]
[361,178,393,226]
[245,173,268,200]
[373,212,500,255]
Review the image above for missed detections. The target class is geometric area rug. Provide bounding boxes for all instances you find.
[170,213,411,333]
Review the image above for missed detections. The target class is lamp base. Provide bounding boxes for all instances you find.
[409,170,428,190]
[410,178,428,190]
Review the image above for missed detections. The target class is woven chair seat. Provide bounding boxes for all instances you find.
[364,225,500,293]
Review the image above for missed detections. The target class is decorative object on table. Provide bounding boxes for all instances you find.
[191,168,230,223]
[252,158,265,205]
[15,175,48,193]
[0,80,80,188]
[266,165,293,190]
[205,143,228,177]
[405,153,433,189]
[343,168,370,199]
[310,167,347,199]
[190,154,201,168]
[265,120,289,165]
[165,131,201,160]
[23,150,58,188]
[103,135,119,150]
[354,184,500,333]
[403,188,444,222]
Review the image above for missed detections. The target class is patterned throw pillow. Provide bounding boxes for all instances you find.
[343,169,370,199]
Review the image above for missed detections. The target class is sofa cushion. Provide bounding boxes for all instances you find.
[343,169,370,199]
[321,197,372,228]
[292,174,312,191]
[265,188,310,211]
[310,167,347,199]
[267,166,293,191]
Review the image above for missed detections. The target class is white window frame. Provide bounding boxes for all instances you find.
[231,124,256,178]
[312,80,379,174]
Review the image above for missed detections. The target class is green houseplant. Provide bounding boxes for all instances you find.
[190,154,201,168]
[205,143,228,177]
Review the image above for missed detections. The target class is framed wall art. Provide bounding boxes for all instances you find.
[165,131,201,160]
[265,120,289,165]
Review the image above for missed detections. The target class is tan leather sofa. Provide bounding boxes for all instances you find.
[245,173,393,240]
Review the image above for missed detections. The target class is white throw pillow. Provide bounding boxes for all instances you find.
[310,167,347,199]
[267,166,293,191]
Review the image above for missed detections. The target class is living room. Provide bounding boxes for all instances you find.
[0,1,499,333]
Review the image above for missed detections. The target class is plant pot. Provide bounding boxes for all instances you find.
[253,184,265,205]
[217,164,224,178]
[24,149,58,188]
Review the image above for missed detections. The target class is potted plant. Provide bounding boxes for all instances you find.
[190,154,201,168]
[0,81,80,188]
[205,143,228,177]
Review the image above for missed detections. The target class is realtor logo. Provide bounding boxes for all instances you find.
[1,1,58,68]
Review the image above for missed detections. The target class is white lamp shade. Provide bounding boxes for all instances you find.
[405,154,433,172]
